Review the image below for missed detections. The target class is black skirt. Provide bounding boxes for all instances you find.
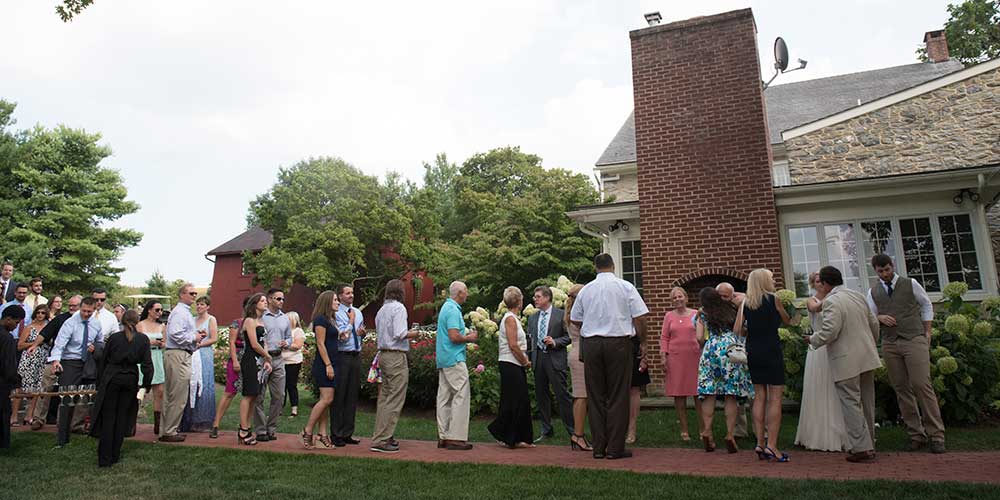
[631,337,651,387]
[487,361,534,447]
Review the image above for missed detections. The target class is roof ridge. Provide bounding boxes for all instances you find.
[770,60,962,89]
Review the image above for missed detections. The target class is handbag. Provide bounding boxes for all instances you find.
[726,301,748,365]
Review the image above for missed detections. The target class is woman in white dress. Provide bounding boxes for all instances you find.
[794,272,849,451]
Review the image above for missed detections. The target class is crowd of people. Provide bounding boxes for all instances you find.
[0,252,948,466]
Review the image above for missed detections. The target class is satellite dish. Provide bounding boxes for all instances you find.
[774,37,789,72]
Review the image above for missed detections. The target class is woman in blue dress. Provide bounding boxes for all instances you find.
[180,296,217,432]
[302,290,339,450]
[695,287,753,454]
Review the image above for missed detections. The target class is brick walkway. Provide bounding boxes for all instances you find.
[24,424,996,484]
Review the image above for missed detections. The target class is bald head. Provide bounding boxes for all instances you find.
[716,282,742,304]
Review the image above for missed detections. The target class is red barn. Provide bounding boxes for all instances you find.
[205,226,436,328]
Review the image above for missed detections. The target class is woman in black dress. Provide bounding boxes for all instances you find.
[302,290,340,449]
[739,269,794,462]
[487,286,534,449]
[90,311,152,467]
[238,293,272,446]
[626,335,650,444]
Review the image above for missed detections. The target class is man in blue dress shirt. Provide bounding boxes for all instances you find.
[330,283,365,446]
[48,297,104,447]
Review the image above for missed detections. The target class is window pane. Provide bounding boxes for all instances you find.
[788,227,820,297]
[620,241,643,296]
[860,220,897,289]
[825,224,862,292]
[938,214,982,290]
[900,217,940,292]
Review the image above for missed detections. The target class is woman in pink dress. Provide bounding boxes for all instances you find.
[660,287,702,441]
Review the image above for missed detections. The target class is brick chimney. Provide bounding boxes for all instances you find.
[630,9,783,391]
[924,30,950,63]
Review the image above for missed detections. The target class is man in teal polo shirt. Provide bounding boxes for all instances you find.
[436,281,478,450]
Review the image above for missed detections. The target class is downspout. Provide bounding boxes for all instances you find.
[204,254,215,264]
[578,222,611,254]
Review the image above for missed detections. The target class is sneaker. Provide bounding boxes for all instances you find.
[370,442,400,453]
[929,441,946,454]
[388,437,399,447]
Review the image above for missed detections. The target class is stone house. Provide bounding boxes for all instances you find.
[567,9,1000,392]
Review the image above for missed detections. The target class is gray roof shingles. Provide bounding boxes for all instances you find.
[595,60,965,166]
[206,226,273,255]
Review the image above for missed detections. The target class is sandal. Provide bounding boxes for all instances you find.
[764,447,790,463]
[680,432,691,442]
[238,427,257,446]
[316,434,333,449]
[570,434,593,451]
[301,430,314,450]
[754,445,768,460]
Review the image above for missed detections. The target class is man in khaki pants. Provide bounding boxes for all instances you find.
[160,283,204,442]
[867,254,945,454]
[370,279,419,453]
[435,281,478,450]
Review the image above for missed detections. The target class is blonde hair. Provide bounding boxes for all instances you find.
[745,269,776,311]
[564,283,584,325]
[286,311,300,329]
[502,286,523,310]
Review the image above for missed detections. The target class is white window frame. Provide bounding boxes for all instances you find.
[784,210,986,297]
[772,161,791,187]
[620,239,643,295]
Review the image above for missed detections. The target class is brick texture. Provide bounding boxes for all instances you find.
[630,9,783,392]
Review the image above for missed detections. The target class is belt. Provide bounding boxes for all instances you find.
[166,348,194,354]
[267,350,282,357]
[339,351,360,356]
[379,349,407,353]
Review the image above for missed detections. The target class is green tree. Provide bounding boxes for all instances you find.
[143,270,171,296]
[56,0,94,22]
[0,100,142,294]
[919,0,1000,65]
[245,157,430,305]
[426,146,601,310]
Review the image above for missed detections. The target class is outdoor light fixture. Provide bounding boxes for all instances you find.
[644,12,662,26]
[953,188,980,205]
[609,220,630,232]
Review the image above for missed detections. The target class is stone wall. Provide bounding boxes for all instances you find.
[786,68,1000,185]
[603,172,639,202]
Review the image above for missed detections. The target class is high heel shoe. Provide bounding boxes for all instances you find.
[315,434,333,449]
[701,435,716,452]
[680,432,691,442]
[570,434,593,451]
[238,427,257,446]
[725,437,738,454]
[754,445,768,460]
[764,447,790,462]
[301,430,314,450]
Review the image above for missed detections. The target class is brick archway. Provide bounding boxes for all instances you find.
[672,268,748,307]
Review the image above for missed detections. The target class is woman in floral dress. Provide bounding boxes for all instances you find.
[695,287,753,454]
[13,305,49,426]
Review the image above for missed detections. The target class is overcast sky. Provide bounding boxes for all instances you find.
[2,0,952,286]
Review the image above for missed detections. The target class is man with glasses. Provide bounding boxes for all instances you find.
[161,283,204,442]
[28,295,82,430]
[90,288,121,341]
[255,288,292,442]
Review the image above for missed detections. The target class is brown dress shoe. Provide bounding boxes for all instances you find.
[907,439,927,451]
[444,440,473,450]
[846,450,876,463]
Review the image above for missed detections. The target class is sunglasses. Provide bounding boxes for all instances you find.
[187,292,198,296]
[94,297,106,302]
[152,308,163,313]
[273,297,285,301]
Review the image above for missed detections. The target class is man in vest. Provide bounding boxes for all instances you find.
[866,254,945,454]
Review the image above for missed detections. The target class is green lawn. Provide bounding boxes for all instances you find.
[3,432,998,500]
[139,384,1000,452]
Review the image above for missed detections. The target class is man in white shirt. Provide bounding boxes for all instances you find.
[570,253,648,459]
[0,262,15,303]
[867,254,945,454]
[90,289,120,339]
[26,278,48,309]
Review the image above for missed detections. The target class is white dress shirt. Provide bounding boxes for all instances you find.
[570,272,649,338]
[866,274,934,321]
[166,302,198,351]
[94,307,120,337]
[48,311,105,362]
[375,300,410,351]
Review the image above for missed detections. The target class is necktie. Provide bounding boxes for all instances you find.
[350,311,359,350]
[537,311,548,352]
[81,320,90,363]
[886,282,894,297]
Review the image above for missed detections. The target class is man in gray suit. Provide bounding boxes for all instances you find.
[805,266,882,463]
[527,285,574,441]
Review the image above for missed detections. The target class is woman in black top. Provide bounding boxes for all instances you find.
[302,290,340,449]
[90,311,153,467]
[738,269,795,462]
[238,293,272,446]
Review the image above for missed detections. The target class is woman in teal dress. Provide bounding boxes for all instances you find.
[138,300,167,434]
[181,296,217,432]
[695,287,753,454]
